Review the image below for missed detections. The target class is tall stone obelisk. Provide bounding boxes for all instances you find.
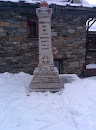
[29,1,62,92]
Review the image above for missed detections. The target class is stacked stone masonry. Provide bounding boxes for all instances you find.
[0,2,95,76]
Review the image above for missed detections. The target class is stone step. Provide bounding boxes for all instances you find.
[29,88,63,92]
[29,82,62,89]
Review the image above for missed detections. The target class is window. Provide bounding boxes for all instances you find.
[88,35,96,49]
[54,60,63,74]
[27,19,38,38]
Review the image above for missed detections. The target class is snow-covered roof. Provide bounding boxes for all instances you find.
[0,0,96,31]
[0,0,96,7]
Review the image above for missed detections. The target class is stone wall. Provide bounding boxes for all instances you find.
[52,10,88,76]
[0,2,92,76]
[0,8,39,74]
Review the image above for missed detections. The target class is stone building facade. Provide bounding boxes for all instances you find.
[0,1,96,76]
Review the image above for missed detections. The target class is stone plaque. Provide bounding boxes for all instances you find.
[29,1,62,92]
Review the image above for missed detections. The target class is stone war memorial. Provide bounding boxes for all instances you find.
[29,1,62,92]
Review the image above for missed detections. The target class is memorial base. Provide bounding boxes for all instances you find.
[29,67,62,92]
[29,83,62,92]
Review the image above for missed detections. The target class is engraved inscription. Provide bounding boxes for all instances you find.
[39,18,51,52]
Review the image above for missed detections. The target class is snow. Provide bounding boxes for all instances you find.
[87,19,96,32]
[86,64,96,69]
[80,0,91,7]
[0,72,96,130]
[86,0,96,5]
[89,23,96,31]
[0,0,96,7]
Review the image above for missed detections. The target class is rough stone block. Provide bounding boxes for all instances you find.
[11,24,20,28]
[57,55,62,58]
[0,32,6,36]
[13,42,20,45]
[0,22,9,27]
[52,32,57,36]
[68,29,75,33]
[21,22,27,28]
[77,26,83,29]
[18,28,27,33]
[70,62,79,68]
[15,36,23,41]
[0,28,4,32]
[51,21,57,25]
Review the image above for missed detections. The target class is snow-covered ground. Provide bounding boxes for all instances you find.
[0,72,96,130]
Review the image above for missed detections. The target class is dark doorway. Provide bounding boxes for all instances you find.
[54,60,63,74]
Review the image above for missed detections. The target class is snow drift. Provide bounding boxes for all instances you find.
[0,72,96,130]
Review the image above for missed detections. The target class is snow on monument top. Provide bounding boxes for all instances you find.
[40,1,49,8]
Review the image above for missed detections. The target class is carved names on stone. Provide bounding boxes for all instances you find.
[39,17,53,67]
